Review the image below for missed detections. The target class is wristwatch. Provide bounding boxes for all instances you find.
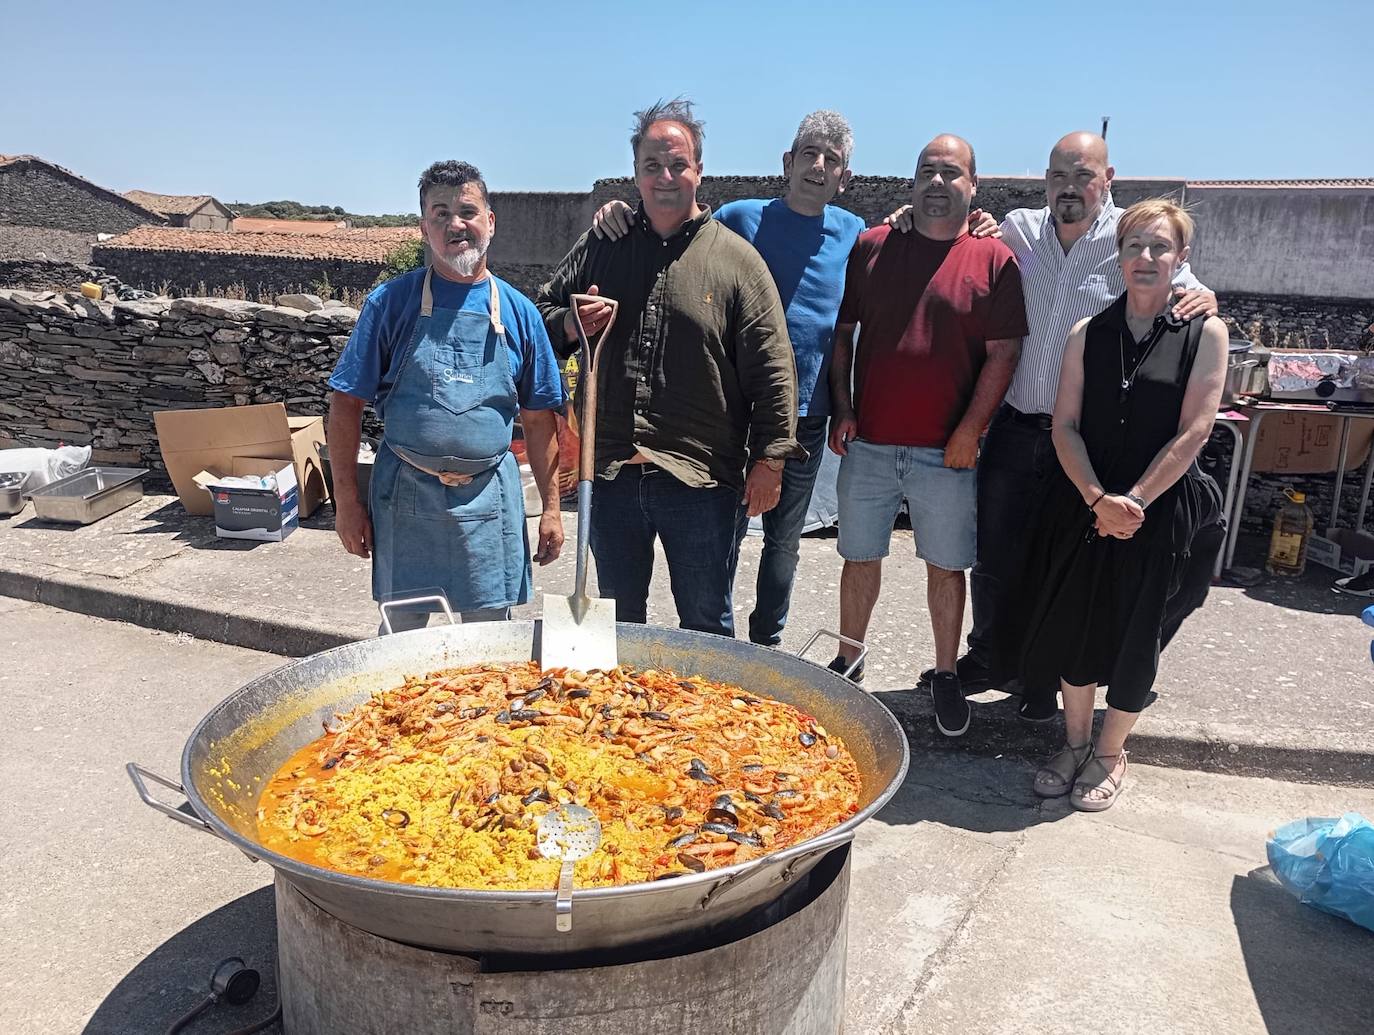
[1125,492,1147,509]
[758,457,785,472]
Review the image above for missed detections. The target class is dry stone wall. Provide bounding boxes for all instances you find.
[0,288,376,488]
[88,246,387,301]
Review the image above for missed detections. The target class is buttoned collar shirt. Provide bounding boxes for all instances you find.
[1000,194,1205,416]
[536,204,801,494]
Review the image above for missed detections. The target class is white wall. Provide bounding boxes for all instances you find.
[1186,186,1374,299]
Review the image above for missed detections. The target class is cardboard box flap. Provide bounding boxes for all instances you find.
[154,403,294,456]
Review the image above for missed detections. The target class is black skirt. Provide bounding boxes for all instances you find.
[1017,467,1221,712]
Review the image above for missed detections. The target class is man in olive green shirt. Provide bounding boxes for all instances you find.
[536,98,800,637]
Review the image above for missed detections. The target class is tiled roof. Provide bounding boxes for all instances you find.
[231,216,349,235]
[1185,178,1374,188]
[123,190,222,216]
[95,225,420,262]
[0,154,166,221]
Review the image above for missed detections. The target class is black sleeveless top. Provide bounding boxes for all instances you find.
[1079,294,1205,495]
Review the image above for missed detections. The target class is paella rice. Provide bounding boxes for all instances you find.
[256,662,861,890]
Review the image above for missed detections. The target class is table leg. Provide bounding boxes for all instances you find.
[1332,416,1352,531]
[1224,409,1264,572]
[1214,419,1243,579]
[1357,424,1374,533]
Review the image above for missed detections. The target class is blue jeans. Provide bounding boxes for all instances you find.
[968,405,1059,682]
[748,416,829,646]
[590,465,745,637]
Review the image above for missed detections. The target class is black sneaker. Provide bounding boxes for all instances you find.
[1017,694,1058,723]
[827,653,864,684]
[919,654,992,694]
[1335,570,1374,597]
[930,670,970,737]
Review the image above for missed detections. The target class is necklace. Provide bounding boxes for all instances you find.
[1118,311,1174,405]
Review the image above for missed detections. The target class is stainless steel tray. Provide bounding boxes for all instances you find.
[25,467,149,524]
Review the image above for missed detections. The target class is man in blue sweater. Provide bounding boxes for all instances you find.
[591,111,862,648]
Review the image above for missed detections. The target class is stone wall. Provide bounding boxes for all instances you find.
[88,246,387,302]
[0,159,162,234]
[0,258,98,292]
[0,289,370,485]
[588,174,1190,234]
[0,224,99,264]
[487,192,593,267]
[1218,292,1373,352]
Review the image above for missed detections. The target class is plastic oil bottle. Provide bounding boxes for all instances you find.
[1266,488,1314,577]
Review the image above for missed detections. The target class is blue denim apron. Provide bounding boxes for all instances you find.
[369,269,529,612]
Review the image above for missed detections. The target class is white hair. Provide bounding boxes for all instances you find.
[790,110,854,167]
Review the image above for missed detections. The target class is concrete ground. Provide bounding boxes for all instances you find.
[3,494,1372,786]
[3,603,1371,1034]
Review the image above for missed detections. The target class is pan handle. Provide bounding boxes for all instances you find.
[126,763,261,863]
[795,629,868,678]
[379,594,456,633]
[698,825,856,910]
[126,762,220,837]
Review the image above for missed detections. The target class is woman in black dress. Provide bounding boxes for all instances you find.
[1022,199,1227,811]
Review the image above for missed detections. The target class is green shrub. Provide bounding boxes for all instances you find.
[376,238,425,285]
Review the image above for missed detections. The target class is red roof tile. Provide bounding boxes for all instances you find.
[95,225,420,262]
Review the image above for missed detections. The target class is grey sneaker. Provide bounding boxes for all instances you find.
[930,670,970,737]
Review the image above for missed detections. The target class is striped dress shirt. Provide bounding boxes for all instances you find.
[1000,196,1204,416]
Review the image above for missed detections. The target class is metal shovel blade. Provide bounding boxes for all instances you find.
[536,804,602,933]
[540,293,620,672]
[541,591,618,671]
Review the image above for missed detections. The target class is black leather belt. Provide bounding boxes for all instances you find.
[1004,405,1053,431]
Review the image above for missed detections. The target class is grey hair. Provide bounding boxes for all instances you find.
[630,97,705,163]
[790,110,854,168]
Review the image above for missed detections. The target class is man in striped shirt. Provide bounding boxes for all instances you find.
[895,131,1217,720]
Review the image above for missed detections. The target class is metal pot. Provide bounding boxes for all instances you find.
[130,622,908,955]
[1221,339,1259,408]
[0,471,28,517]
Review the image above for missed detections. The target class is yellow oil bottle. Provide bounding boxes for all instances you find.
[1266,488,1314,577]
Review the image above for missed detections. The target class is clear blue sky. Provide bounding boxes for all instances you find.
[3,0,1369,215]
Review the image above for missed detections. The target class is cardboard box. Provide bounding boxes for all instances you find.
[195,459,299,542]
[154,403,327,517]
[1307,527,1374,577]
[1250,411,1374,475]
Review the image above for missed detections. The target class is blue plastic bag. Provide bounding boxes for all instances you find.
[1266,812,1374,933]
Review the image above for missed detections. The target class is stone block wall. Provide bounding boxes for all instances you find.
[0,258,98,292]
[0,159,162,234]
[1218,292,1373,352]
[0,289,374,486]
[88,246,387,302]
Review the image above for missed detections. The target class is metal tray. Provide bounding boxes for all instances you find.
[25,467,149,525]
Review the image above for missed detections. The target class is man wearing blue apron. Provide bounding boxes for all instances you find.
[327,161,566,631]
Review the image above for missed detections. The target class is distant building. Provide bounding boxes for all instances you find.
[0,154,165,266]
[124,190,234,231]
[232,216,350,234]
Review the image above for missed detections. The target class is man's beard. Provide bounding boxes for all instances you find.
[436,235,489,277]
[1055,197,1084,224]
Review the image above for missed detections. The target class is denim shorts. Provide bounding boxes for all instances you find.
[837,439,977,571]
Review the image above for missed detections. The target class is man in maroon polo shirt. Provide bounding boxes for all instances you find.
[828,134,1028,737]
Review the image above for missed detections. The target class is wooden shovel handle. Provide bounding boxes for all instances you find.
[568,294,619,480]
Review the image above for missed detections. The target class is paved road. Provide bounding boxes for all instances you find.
[4,496,1373,785]
[3,603,1371,1034]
